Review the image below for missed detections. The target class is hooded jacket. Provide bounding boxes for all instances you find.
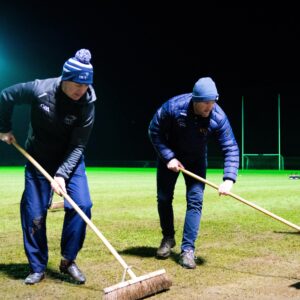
[0,76,96,179]
[148,93,239,182]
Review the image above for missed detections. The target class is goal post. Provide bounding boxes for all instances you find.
[241,94,284,170]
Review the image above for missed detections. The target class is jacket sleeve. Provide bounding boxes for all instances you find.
[148,104,176,163]
[55,103,95,180]
[0,82,35,132]
[215,115,239,182]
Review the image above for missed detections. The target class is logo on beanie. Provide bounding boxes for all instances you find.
[79,72,90,81]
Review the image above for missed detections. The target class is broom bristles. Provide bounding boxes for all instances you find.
[103,269,172,300]
[49,201,64,209]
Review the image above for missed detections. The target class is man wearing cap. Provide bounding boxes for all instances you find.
[148,77,239,269]
[0,49,96,284]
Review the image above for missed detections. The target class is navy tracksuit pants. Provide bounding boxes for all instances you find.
[157,158,206,252]
[20,158,92,273]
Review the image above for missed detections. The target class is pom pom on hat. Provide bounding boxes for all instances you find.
[192,77,219,102]
[61,49,93,84]
[75,49,92,64]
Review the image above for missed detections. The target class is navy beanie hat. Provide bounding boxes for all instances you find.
[61,49,93,84]
[192,77,219,102]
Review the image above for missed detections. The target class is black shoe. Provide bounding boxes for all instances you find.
[59,259,86,284]
[156,237,176,259]
[24,272,45,285]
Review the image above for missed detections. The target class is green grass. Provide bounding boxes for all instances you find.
[1,167,300,299]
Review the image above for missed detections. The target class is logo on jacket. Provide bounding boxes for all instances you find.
[64,115,77,125]
[178,121,186,127]
[199,128,208,135]
[177,115,187,127]
[40,104,50,112]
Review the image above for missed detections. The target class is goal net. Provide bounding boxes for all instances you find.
[243,154,284,170]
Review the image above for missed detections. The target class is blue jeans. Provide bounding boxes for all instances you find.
[157,159,206,251]
[20,157,92,273]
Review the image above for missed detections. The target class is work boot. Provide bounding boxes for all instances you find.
[59,259,86,284]
[179,249,196,269]
[156,237,176,258]
[24,272,45,285]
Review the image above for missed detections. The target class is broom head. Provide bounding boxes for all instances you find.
[49,201,64,209]
[103,268,172,300]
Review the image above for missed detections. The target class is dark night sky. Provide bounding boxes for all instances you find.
[0,3,299,166]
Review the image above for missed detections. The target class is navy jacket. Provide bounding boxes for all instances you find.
[0,77,96,179]
[148,93,239,182]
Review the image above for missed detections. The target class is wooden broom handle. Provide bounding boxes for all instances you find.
[12,141,137,279]
[179,167,300,232]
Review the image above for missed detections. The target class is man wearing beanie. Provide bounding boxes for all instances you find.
[148,77,239,269]
[0,49,96,284]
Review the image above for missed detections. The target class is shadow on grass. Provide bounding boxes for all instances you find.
[120,246,206,267]
[0,263,93,286]
[290,282,300,289]
[273,231,300,235]
[48,209,64,213]
[0,263,28,279]
[211,265,300,281]
[120,246,157,257]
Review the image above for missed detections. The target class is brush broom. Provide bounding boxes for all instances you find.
[179,167,300,232]
[49,200,64,209]
[12,141,172,299]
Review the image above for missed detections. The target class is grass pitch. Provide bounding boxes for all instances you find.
[0,167,300,299]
